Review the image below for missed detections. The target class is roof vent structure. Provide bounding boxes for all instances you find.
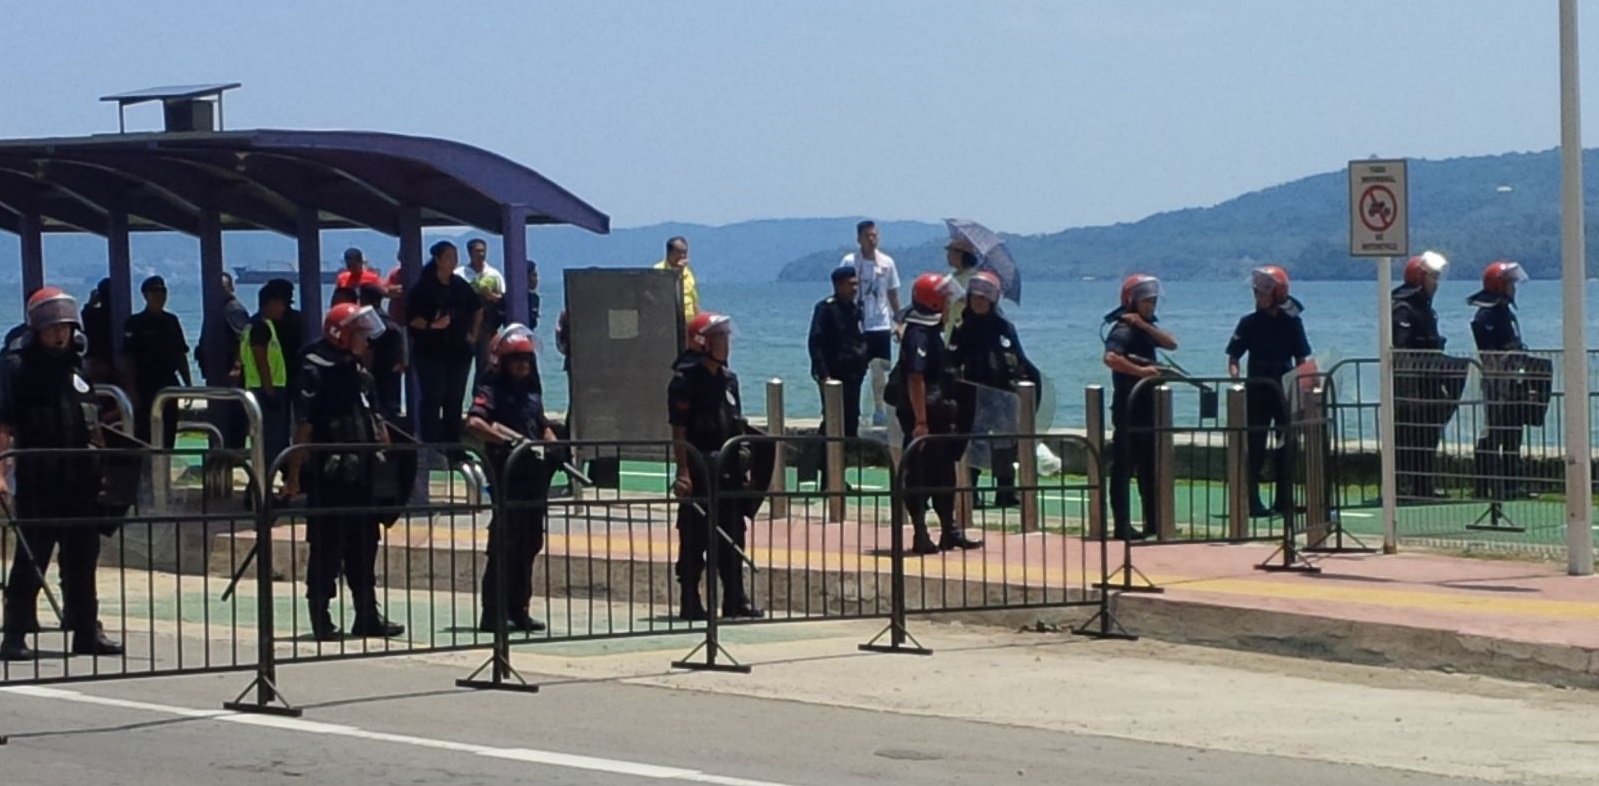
[99,83,242,134]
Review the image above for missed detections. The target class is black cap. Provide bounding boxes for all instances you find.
[141,275,167,293]
[357,282,387,306]
[343,247,365,264]
[260,278,295,303]
[831,266,857,283]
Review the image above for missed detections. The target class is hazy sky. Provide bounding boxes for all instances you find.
[3,1,1596,234]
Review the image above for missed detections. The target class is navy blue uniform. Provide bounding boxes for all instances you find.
[891,317,961,543]
[808,295,869,439]
[1104,320,1160,539]
[1471,298,1528,499]
[471,371,559,629]
[1226,308,1312,514]
[949,310,1038,505]
[1392,286,1452,498]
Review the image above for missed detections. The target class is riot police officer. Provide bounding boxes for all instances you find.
[890,272,983,554]
[1226,265,1313,518]
[669,311,765,621]
[0,287,123,660]
[1470,260,1533,500]
[1103,274,1177,540]
[1392,252,1453,500]
[948,270,1039,509]
[282,303,404,641]
[467,323,559,633]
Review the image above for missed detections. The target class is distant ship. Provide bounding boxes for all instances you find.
[233,265,340,285]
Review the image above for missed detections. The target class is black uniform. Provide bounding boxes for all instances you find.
[1225,305,1312,515]
[889,312,965,549]
[1470,294,1529,499]
[949,308,1039,507]
[808,293,869,439]
[293,340,402,640]
[368,310,409,421]
[668,351,762,618]
[0,340,121,658]
[1392,285,1454,499]
[405,263,483,447]
[123,309,190,446]
[198,291,251,448]
[470,369,560,631]
[1104,318,1160,539]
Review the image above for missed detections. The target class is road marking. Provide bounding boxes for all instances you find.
[2,685,797,786]
[1339,512,1374,518]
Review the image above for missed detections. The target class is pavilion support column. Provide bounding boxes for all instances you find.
[501,206,529,326]
[295,207,323,341]
[18,209,43,303]
[199,209,224,343]
[398,205,423,434]
[107,206,132,359]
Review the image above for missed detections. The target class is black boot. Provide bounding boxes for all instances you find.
[939,527,983,551]
[991,477,1020,509]
[679,584,709,621]
[720,566,764,620]
[350,607,404,638]
[71,625,123,656]
[309,602,341,642]
[909,514,940,555]
[0,633,34,661]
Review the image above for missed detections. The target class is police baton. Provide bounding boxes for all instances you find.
[488,423,593,486]
[690,501,760,574]
[0,495,66,627]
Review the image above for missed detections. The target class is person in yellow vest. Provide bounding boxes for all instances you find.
[242,279,293,496]
[654,236,699,342]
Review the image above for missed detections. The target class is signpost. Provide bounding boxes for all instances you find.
[1349,159,1408,553]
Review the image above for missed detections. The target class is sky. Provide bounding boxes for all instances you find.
[2,1,1597,235]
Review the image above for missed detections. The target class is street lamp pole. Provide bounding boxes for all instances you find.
[1558,0,1593,575]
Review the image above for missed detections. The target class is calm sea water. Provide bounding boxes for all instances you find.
[5,277,1595,425]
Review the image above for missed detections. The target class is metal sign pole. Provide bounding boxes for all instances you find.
[1559,0,1595,575]
[1377,256,1398,553]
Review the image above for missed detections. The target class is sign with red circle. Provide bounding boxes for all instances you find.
[1348,160,1408,257]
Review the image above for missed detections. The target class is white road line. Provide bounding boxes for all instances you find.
[1339,512,1375,518]
[2,685,797,786]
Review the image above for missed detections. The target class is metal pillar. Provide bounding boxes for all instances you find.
[295,207,322,341]
[1017,380,1039,534]
[199,209,224,349]
[1559,0,1595,575]
[1153,385,1176,541]
[823,379,845,523]
[766,379,788,519]
[1376,256,1398,554]
[1084,385,1106,539]
[18,209,43,301]
[1225,385,1250,539]
[502,206,529,326]
[107,207,132,358]
[398,206,424,434]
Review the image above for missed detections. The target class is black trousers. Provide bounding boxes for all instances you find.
[1245,385,1292,510]
[415,350,472,446]
[3,512,103,639]
[1475,399,1526,498]
[304,478,382,610]
[675,461,751,607]
[1110,405,1158,539]
[1394,385,1450,497]
[481,483,549,621]
[898,406,958,538]
[817,374,864,489]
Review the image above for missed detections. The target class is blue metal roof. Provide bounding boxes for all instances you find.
[99,83,242,105]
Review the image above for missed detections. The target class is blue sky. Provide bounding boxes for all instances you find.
[3,1,1596,234]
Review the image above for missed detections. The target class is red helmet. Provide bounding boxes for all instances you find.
[1403,251,1449,288]
[322,303,385,350]
[911,272,962,312]
[1119,274,1162,307]
[26,287,80,331]
[686,311,733,351]
[1482,260,1527,295]
[966,270,1003,304]
[490,323,536,361]
[1250,265,1290,301]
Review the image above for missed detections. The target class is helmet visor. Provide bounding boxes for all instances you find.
[1250,268,1281,296]
[1417,251,1449,280]
[338,305,386,341]
[966,274,1002,304]
[1127,277,1162,304]
[933,274,966,302]
[492,323,538,356]
[27,296,79,331]
[1502,262,1529,285]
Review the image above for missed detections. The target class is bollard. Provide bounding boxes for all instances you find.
[956,453,974,528]
[823,379,846,523]
[1154,385,1176,541]
[1303,385,1330,547]
[1225,384,1250,539]
[766,379,788,520]
[1085,386,1106,539]
[1017,381,1039,534]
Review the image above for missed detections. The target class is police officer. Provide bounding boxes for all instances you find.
[891,273,983,554]
[282,303,404,641]
[0,288,123,660]
[1103,275,1177,540]
[1469,260,1531,500]
[808,266,870,483]
[669,312,765,621]
[467,323,559,633]
[949,270,1039,509]
[359,283,408,421]
[1226,265,1313,518]
[1392,252,1452,500]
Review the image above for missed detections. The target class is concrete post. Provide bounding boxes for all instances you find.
[1154,384,1176,541]
[766,379,788,520]
[1226,384,1250,539]
[1085,385,1106,539]
[823,379,845,523]
[1017,380,1039,534]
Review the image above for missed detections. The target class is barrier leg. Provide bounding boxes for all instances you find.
[860,456,932,656]
[223,490,301,716]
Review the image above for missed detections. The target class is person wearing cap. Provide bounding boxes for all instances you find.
[1392,252,1453,500]
[359,283,407,421]
[1469,260,1534,500]
[0,287,124,660]
[244,279,295,492]
[81,278,115,384]
[1226,266,1313,518]
[462,238,506,383]
[197,271,252,448]
[1103,274,1177,540]
[840,221,900,427]
[808,266,869,486]
[122,275,192,446]
[336,247,381,291]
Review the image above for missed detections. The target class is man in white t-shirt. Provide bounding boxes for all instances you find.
[839,220,901,426]
[460,237,506,382]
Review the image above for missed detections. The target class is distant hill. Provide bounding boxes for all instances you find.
[778,148,1599,283]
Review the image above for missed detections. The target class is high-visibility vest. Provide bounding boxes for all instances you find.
[240,318,287,388]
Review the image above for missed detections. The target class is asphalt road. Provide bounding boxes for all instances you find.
[1,658,1492,786]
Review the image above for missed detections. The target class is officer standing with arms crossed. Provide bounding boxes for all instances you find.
[807,266,869,489]
[0,288,123,660]
[1103,275,1177,540]
[669,312,765,621]
[282,303,404,642]
[1226,265,1314,518]
[1469,260,1532,500]
[467,323,559,633]
[1392,251,1452,500]
[891,272,983,554]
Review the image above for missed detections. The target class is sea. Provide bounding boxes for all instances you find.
[4,277,1595,426]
